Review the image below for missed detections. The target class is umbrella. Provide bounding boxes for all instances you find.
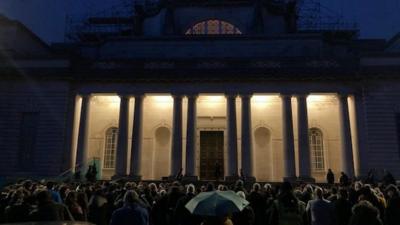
[185,190,249,216]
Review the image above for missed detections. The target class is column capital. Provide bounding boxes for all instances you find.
[225,93,238,98]
[78,93,93,99]
[185,93,199,99]
[239,93,253,98]
[293,92,310,98]
[171,94,185,99]
[117,92,132,98]
[132,93,145,99]
[279,93,293,99]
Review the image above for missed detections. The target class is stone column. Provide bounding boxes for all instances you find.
[226,94,238,179]
[281,94,296,181]
[185,95,197,178]
[114,94,130,177]
[130,94,144,179]
[240,94,253,178]
[353,92,367,177]
[338,94,355,177]
[171,95,183,177]
[297,94,313,181]
[76,94,91,176]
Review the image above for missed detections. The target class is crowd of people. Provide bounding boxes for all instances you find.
[0,170,399,225]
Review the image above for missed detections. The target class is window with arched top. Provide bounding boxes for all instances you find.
[185,20,242,35]
[104,127,118,169]
[309,128,325,171]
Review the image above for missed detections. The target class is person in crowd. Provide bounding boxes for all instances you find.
[306,187,334,225]
[110,190,149,225]
[327,169,335,185]
[232,191,255,225]
[88,187,109,225]
[247,183,267,225]
[365,169,375,185]
[349,200,383,225]
[339,172,350,186]
[3,189,31,223]
[64,191,86,221]
[201,216,233,225]
[29,190,73,221]
[174,184,201,225]
[382,170,396,186]
[333,188,352,225]
[384,184,400,225]
[268,182,307,225]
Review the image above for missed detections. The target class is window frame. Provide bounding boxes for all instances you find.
[103,127,118,169]
[309,128,325,171]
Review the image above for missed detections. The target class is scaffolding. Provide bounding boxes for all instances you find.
[65,0,359,42]
[297,0,358,31]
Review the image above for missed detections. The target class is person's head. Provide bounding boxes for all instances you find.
[237,191,246,199]
[280,181,293,194]
[328,168,332,173]
[264,183,272,192]
[123,190,140,204]
[65,191,77,203]
[235,179,244,188]
[36,190,53,205]
[354,181,363,191]
[386,184,399,198]
[252,183,261,192]
[187,184,195,194]
[217,184,225,191]
[314,187,323,199]
[206,182,215,192]
[149,183,158,193]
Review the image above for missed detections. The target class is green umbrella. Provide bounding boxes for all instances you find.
[185,190,249,216]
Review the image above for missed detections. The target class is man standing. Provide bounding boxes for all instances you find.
[326,169,335,185]
[110,191,149,225]
[306,187,334,225]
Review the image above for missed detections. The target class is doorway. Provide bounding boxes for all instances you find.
[200,131,224,180]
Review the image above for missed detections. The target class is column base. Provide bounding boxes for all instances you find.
[225,175,240,182]
[297,176,316,183]
[111,174,128,181]
[242,176,256,183]
[128,175,142,182]
[283,176,298,183]
[182,175,199,182]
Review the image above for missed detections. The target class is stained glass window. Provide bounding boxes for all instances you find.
[104,127,118,169]
[185,20,242,35]
[309,128,325,171]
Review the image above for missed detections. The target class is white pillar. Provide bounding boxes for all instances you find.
[171,95,183,176]
[226,94,238,177]
[338,94,355,177]
[130,94,144,178]
[281,94,296,180]
[76,94,91,175]
[185,95,197,177]
[240,94,253,177]
[297,94,312,179]
[115,94,130,177]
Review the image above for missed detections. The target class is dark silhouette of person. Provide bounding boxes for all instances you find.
[214,161,222,181]
[326,169,335,185]
[175,168,183,181]
[339,172,349,186]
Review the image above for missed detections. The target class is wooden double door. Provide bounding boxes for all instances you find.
[200,131,224,180]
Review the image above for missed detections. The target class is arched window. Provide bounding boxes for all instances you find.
[309,128,325,171]
[104,127,118,169]
[185,20,242,35]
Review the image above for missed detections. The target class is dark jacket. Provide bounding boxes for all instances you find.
[232,205,255,225]
[333,198,352,225]
[247,191,267,225]
[30,202,73,221]
[349,201,382,225]
[384,195,400,225]
[174,193,201,225]
[110,203,149,225]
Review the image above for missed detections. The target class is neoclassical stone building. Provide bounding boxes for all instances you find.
[1,0,400,182]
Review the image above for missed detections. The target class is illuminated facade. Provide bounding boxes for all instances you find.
[1,1,400,182]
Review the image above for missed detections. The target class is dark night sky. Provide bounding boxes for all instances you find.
[0,0,399,44]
